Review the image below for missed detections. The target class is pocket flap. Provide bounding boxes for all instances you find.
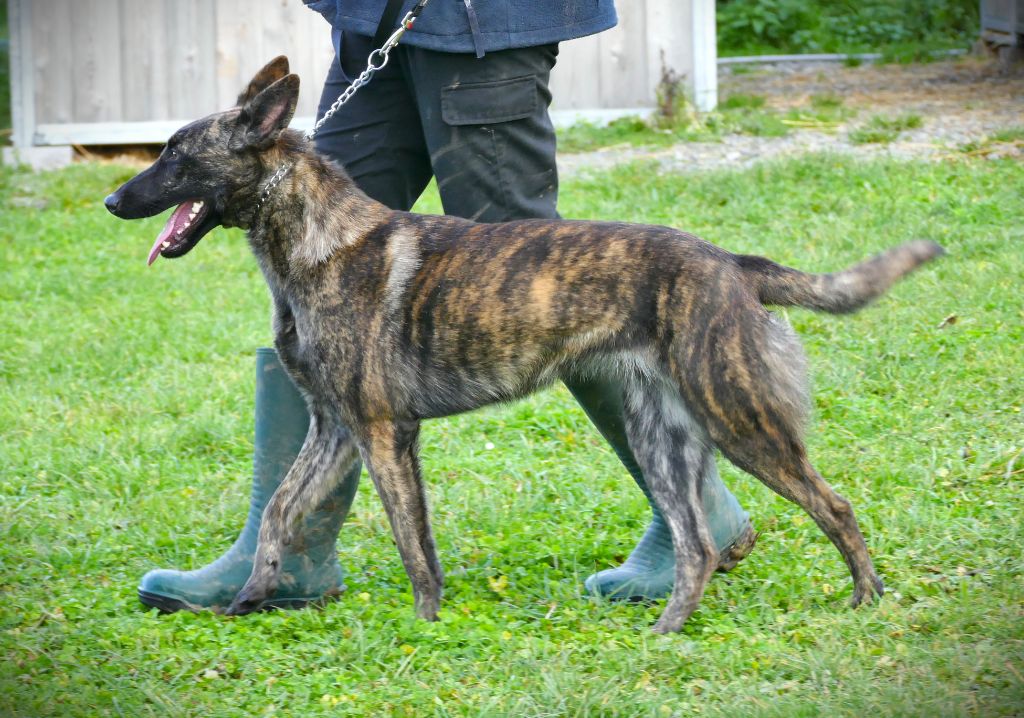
[441,75,538,126]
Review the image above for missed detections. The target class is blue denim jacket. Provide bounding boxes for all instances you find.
[303,0,616,57]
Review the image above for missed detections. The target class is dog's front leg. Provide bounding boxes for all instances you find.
[226,414,360,615]
[359,419,443,621]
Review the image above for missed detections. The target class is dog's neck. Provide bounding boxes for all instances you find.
[242,133,388,278]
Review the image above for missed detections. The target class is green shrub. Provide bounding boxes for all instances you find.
[717,0,815,53]
[718,0,979,56]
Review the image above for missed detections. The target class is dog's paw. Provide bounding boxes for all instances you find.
[850,574,885,608]
[226,585,269,616]
[651,599,698,634]
[414,595,441,622]
[651,614,685,634]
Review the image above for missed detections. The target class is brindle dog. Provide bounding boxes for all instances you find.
[106,57,942,633]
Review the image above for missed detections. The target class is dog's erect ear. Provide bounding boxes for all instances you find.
[232,74,300,150]
[235,55,290,106]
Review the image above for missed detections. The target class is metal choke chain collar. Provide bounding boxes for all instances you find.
[254,164,292,218]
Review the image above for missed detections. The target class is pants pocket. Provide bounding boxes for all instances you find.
[441,75,538,126]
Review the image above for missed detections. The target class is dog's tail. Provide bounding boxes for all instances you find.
[736,239,944,315]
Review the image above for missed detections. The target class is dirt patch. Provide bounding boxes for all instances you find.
[725,56,1022,112]
[559,57,1024,175]
[75,144,161,168]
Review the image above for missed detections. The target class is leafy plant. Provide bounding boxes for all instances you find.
[850,113,923,143]
[718,0,814,54]
[718,0,979,56]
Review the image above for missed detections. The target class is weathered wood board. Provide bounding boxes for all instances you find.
[7,0,716,147]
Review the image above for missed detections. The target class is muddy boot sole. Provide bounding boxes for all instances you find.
[138,584,345,615]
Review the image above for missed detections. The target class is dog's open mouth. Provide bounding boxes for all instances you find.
[146,199,215,265]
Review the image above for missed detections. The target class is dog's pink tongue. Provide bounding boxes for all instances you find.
[146,203,192,266]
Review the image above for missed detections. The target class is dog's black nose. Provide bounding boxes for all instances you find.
[104,192,122,215]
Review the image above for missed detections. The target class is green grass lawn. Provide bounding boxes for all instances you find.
[1,154,1022,717]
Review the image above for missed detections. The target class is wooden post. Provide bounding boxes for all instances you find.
[691,0,718,112]
[642,0,717,115]
[8,0,35,148]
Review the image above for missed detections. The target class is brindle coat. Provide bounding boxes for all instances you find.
[106,57,943,633]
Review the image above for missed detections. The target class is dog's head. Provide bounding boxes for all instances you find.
[105,56,300,265]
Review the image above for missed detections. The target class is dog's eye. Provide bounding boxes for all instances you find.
[168,147,179,159]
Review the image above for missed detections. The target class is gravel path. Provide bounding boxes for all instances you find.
[558,57,1024,176]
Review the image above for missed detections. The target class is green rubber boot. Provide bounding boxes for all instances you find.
[565,377,758,601]
[138,348,361,613]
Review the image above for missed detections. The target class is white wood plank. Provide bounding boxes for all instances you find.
[71,0,123,122]
[33,116,320,146]
[214,0,264,106]
[8,0,35,147]
[550,32,603,111]
[28,0,73,126]
[19,0,720,144]
[167,0,220,117]
[264,0,312,115]
[644,0,688,112]
[597,0,649,109]
[288,6,337,117]
[691,0,718,111]
[120,0,170,121]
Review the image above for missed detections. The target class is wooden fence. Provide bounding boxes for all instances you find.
[7,0,716,148]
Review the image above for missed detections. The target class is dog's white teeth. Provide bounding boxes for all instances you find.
[191,201,203,212]
[161,241,170,249]
[188,211,197,220]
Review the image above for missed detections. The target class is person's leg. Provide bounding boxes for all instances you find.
[569,378,757,601]
[312,33,433,210]
[398,43,560,222]
[138,348,359,612]
[398,44,755,598]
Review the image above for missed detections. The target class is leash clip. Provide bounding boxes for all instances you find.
[382,10,418,50]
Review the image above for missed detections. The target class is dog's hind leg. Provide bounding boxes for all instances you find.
[679,309,883,608]
[227,414,361,615]
[620,376,718,634]
[359,419,443,621]
[722,442,883,608]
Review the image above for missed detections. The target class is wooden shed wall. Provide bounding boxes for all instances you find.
[15,0,337,143]
[9,0,715,147]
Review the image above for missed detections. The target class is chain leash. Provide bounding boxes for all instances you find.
[257,1,430,219]
[304,0,431,142]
